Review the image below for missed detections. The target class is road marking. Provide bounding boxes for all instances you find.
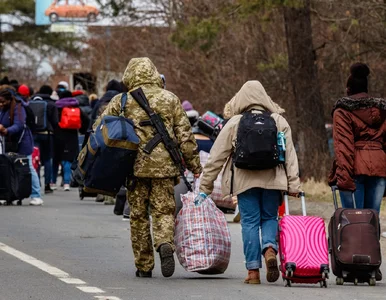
[59,278,86,285]
[77,286,105,293]
[0,242,69,278]
[0,242,122,300]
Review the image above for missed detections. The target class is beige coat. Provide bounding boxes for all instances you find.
[199,81,301,197]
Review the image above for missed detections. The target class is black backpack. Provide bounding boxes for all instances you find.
[24,106,36,132]
[233,111,280,170]
[29,97,48,132]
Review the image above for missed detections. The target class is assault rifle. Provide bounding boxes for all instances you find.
[130,88,192,192]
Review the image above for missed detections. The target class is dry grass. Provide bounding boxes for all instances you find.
[301,178,333,203]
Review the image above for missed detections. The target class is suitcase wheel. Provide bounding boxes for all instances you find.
[284,279,292,287]
[336,277,344,285]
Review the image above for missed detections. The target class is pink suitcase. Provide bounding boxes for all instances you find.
[278,192,330,287]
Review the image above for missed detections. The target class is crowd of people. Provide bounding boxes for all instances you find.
[0,76,128,206]
[0,59,385,283]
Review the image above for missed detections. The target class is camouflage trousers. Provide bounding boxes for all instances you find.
[128,177,176,272]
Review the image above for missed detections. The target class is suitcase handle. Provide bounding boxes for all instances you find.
[0,135,4,155]
[283,191,306,216]
[331,185,356,210]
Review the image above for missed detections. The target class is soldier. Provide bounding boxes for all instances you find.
[94,57,202,278]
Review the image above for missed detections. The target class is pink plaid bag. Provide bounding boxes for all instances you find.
[195,151,235,209]
[175,192,231,274]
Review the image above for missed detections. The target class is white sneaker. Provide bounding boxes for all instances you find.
[30,198,44,206]
[64,184,70,191]
[12,200,20,206]
[50,183,57,190]
[382,232,386,239]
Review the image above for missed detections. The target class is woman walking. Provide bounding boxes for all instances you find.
[0,86,43,205]
[197,81,301,284]
[329,63,386,212]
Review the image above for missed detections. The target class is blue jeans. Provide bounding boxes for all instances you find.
[238,188,281,270]
[34,134,53,186]
[52,161,72,185]
[27,155,41,199]
[340,176,386,214]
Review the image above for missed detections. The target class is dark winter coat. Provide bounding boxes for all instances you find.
[329,93,386,191]
[54,98,89,162]
[31,93,59,133]
[75,94,92,120]
[90,90,119,128]
[0,100,34,155]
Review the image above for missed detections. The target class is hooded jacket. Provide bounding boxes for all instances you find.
[0,100,34,155]
[94,57,202,178]
[329,93,386,191]
[199,81,301,197]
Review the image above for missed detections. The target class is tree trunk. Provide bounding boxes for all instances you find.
[283,0,329,180]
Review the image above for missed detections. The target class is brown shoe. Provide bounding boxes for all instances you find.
[264,247,280,283]
[244,269,261,284]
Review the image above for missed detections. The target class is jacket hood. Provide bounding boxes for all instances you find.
[230,81,285,117]
[333,97,386,127]
[122,57,163,90]
[75,94,90,107]
[33,93,54,101]
[56,98,79,109]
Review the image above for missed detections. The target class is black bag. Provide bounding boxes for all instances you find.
[233,111,279,170]
[0,151,31,204]
[328,187,381,286]
[24,106,36,132]
[77,94,140,197]
[29,97,48,132]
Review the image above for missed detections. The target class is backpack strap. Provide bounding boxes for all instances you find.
[120,93,128,116]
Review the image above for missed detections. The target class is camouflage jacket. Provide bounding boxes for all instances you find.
[94,57,202,178]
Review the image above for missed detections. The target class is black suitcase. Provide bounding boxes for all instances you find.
[0,140,31,205]
[328,186,381,286]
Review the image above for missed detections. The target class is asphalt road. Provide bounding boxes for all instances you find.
[0,189,385,300]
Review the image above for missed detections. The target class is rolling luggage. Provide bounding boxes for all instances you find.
[278,192,329,287]
[328,186,381,286]
[0,137,31,205]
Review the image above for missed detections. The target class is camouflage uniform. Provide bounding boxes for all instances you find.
[94,57,202,272]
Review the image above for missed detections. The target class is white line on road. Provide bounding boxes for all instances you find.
[0,242,122,300]
[77,286,105,293]
[59,277,86,284]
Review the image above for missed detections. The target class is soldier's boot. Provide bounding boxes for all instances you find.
[159,243,175,278]
[264,246,280,283]
[135,270,152,278]
[244,269,261,284]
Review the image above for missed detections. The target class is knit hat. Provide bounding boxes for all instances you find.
[182,100,193,112]
[58,81,69,90]
[72,90,84,97]
[18,84,30,97]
